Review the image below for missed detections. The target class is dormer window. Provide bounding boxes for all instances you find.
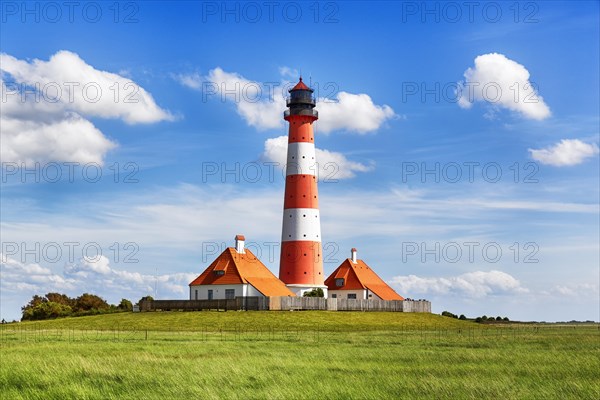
[213,270,225,276]
[335,278,345,287]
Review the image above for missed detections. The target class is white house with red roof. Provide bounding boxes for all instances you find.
[189,235,295,300]
[324,248,404,301]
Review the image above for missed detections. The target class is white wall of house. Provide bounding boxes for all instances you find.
[286,284,328,298]
[189,284,266,300]
[328,289,369,300]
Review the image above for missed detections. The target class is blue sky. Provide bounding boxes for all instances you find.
[1,1,598,321]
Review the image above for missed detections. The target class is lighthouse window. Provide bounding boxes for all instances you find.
[335,278,345,287]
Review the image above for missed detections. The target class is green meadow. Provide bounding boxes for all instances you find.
[1,312,598,399]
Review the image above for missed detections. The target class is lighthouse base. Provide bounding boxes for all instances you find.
[286,284,329,298]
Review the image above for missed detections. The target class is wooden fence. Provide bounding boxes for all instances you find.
[141,297,430,313]
[140,297,269,312]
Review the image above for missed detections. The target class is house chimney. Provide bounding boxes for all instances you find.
[235,235,245,254]
[351,248,357,263]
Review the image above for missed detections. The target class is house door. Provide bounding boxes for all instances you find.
[208,290,213,300]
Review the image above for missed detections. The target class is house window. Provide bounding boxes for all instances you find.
[194,290,198,300]
[208,290,213,300]
[348,293,357,299]
[214,270,225,276]
[225,289,235,299]
[331,294,337,299]
[335,278,345,287]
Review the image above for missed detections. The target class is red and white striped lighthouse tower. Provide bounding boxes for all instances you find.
[279,77,327,296]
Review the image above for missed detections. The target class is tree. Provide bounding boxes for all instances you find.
[442,311,458,319]
[45,292,74,307]
[459,314,467,320]
[23,301,72,321]
[303,288,324,298]
[74,293,109,312]
[137,296,154,306]
[118,298,133,311]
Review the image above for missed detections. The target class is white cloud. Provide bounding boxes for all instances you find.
[198,67,396,133]
[206,67,285,130]
[0,253,75,292]
[64,255,196,296]
[278,66,299,79]
[529,139,599,166]
[389,270,528,298]
[458,53,551,120]
[1,111,116,165]
[0,50,172,165]
[1,51,173,124]
[263,135,374,179]
[317,92,396,134]
[0,253,195,307]
[173,72,203,90]
[553,283,599,298]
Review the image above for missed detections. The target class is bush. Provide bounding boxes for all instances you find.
[23,301,72,321]
[503,317,510,322]
[441,311,458,319]
[74,293,110,312]
[459,314,467,320]
[137,296,154,305]
[303,288,324,298]
[21,292,124,321]
[118,299,133,311]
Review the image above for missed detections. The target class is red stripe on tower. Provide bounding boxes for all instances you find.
[279,77,327,296]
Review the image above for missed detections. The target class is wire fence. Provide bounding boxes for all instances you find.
[1,323,597,345]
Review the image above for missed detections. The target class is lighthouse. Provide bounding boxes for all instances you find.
[279,77,327,297]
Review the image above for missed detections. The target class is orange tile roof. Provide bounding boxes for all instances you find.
[189,248,295,297]
[325,259,404,301]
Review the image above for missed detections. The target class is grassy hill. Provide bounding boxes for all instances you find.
[1,311,598,399]
[10,310,477,331]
